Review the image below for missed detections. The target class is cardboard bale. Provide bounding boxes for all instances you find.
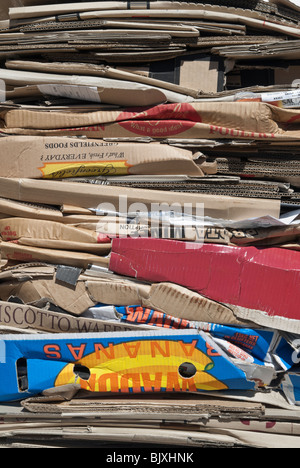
[1,0,300,447]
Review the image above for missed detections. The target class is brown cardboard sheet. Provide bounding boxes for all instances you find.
[0,68,195,104]
[0,217,100,243]
[0,100,298,142]
[0,178,281,220]
[0,300,153,333]
[0,242,110,269]
[0,136,204,179]
[212,40,300,60]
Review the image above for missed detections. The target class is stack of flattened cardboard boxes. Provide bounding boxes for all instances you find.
[0,0,300,449]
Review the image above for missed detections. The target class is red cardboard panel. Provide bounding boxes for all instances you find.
[110,239,300,320]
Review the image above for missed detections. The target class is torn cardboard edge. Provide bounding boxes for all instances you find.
[20,388,265,418]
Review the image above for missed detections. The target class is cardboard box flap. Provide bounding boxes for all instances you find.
[148,282,247,326]
[0,197,64,221]
[86,279,150,307]
[231,304,300,334]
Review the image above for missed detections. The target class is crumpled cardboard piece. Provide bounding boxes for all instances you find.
[0,263,250,324]
[0,217,102,243]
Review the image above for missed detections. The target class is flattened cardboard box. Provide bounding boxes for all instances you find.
[0,197,126,225]
[21,392,265,418]
[110,238,300,321]
[0,101,278,136]
[0,329,256,402]
[0,178,281,221]
[0,68,195,105]
[3,101,300,142]
[8,2,300,38]
[0,136,203,179]
[0,242,110,269]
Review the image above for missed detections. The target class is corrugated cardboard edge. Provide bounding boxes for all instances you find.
[231,305,300,334]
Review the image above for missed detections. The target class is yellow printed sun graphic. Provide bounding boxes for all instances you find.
[55,339,228,393]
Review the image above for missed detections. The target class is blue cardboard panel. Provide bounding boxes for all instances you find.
[0,329,255,402]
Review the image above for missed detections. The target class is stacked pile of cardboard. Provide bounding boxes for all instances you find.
[0,0,300,449]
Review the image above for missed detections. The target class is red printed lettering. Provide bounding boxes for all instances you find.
[44,344,61,359]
